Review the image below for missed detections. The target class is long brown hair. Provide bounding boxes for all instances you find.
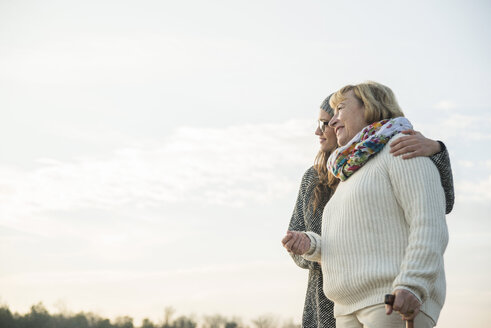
[311,144,339,213]
[311,94,339,212]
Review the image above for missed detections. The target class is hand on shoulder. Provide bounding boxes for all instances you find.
[390,130,441,159]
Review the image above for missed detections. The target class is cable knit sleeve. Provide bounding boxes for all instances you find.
[287,168,316,270]
[429,141,455,214]
[388,138,449,302]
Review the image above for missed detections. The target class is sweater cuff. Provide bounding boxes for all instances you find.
[302,231,322,262]
[305,233,317,256]
[436,140,446,153]
[393,286,423,304]
[430,141,446,159]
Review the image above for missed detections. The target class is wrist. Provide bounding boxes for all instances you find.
[394,286,423,304]
[305,233,316,255]
[432,140,442,155]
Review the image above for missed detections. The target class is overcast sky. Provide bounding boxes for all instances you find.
[1,0,490,327]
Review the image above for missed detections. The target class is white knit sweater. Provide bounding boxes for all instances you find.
[303,134,448,324]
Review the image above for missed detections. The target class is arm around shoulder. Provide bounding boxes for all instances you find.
[429,141,455,214]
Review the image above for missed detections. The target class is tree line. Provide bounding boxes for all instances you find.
[0,303,299,328]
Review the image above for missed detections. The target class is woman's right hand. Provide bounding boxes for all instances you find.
[385,289,422,321]
[282,231,311,255]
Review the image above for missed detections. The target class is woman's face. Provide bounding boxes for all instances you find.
[315,109,337,152]
[328,90,369,147]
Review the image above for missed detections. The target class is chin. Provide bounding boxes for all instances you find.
[321,144,335,153]
[336,135,345,146]
[338,142,348,147]
[337,136,349,147]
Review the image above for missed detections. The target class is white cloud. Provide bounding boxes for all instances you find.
[413,113,491,141]
[455,174,491,202]
[434,100,457,111]
[458,160,474,168]
[0,119,317,234]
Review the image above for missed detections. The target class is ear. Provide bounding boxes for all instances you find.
[362,106,371,125]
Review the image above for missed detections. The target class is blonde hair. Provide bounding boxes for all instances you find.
[329,81,404,124]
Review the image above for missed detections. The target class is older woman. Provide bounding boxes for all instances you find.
[284,82,448,328]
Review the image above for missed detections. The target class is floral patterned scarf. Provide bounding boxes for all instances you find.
[327,117,413,181]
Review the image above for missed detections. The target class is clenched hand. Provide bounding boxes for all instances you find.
[282,231,311,255]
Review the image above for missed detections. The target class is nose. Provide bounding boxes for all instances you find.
[315,125,322,136]
[328,113,339,127]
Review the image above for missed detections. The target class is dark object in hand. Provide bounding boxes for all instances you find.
[385,294,395,305]
[384,294,414,328]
